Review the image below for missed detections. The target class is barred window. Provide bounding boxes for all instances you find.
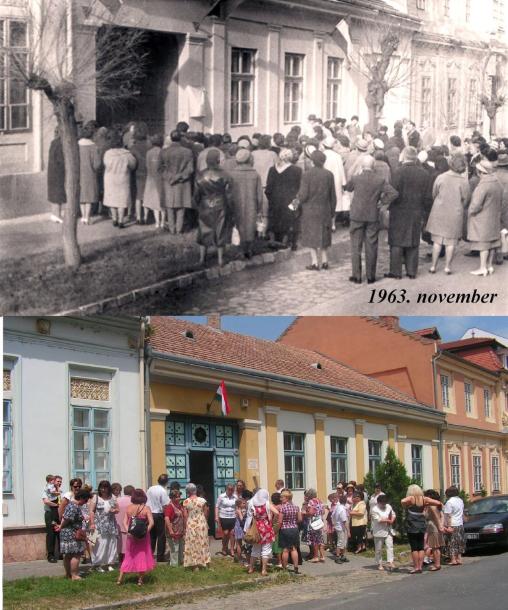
[230,48,255,126]
[284,432,305,489]
[326,57,342,120]
[0,19,30,132]
[284,53,304,124]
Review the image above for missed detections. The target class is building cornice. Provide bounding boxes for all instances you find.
[444,423,507,439]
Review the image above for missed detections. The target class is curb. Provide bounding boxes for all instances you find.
[80,573,289,610]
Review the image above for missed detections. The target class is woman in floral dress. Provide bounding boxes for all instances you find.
[89,480,119,572]
[183,483,211,570]
[56,489,91,579]
[245,489,279,576]
[304,488,327,562]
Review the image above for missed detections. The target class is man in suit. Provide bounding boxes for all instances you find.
[345,156,397,283]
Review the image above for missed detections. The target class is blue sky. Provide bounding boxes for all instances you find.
[176,316,508,342]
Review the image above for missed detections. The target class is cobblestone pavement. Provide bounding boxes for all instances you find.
[126,228,508,315]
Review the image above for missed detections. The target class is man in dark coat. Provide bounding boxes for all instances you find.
[345,156,398,284]
[386,146,432,279]
[47,126,66,223]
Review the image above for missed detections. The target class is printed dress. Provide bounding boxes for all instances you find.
[91,496,119,566]
[307,498,325,545]
[234,509,246,540]
[183,496,211,568]
[254,504,276,544]
[60,502,86,555]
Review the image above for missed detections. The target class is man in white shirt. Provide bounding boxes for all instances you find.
[332,496,349,563]
[146,474,170,562]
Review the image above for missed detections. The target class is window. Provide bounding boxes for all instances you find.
[0,19,29,131]
[326,57,342,120]
[284,53,304,123]
[3,399,12,493]
[416,0,426,9]
[465,0,471,22]
[368,439,382,475]
[441,374,451,408]
[330,436,348,487]
[494,0,505,31]
[72,406,111,488]
[473,454,482,493]
[420,76,431,126]
[484,388,492,418]
[284,432,305,489]
[491,455,500,491]
[450,453,461,488]
[447,78,458,126]
[230,48,255,126]
[464,381,473,414]
[444,0,450,17]
[411,444,423,485]
[467,79,479,126]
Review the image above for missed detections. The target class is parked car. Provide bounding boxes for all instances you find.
[463,495,508,551]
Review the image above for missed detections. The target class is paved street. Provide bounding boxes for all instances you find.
[153,550,508,610]
[118,228,508,315]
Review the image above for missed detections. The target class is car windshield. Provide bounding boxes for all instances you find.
[467,498,508,515]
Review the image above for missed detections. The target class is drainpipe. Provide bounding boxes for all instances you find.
[432,347,445,496]
[144,342,153,487]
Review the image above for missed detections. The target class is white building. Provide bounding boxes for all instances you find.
[3,315,146,562]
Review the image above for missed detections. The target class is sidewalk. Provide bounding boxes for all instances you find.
[3,537,375,582]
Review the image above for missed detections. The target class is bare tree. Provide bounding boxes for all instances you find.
[480,50,507,137]
[10,0,148,268]
[348,21,414,131]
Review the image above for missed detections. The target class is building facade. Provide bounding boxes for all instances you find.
[2,315,145,562]
[279,316,508,498]
[147,316,444,520]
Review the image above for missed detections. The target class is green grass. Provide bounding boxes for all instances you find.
[3,559,292,610]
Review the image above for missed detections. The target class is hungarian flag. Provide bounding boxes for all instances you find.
[215,381,231,416]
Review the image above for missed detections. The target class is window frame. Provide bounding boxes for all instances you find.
[483,387,492,419]
[330,436,348,487]
[230,47,256,127]
[411,444,423,485]
[3,398,13,494]
[450,453,461,488]
[71,405,111,489]
[416,0,426,10]
[284,53,304,124]
[472,454,483,494]
[326,57,342,121]
[283,431,305,490]
[440,373,451,409]
[446,77,458,127]
[467,78,480,126]
[464,380,474,415]
[368,439,382,475]
[0,18,31,133]
[420,75,431,127]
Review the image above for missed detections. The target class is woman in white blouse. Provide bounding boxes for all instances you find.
[370,494,396,571]
[215,483,237,557]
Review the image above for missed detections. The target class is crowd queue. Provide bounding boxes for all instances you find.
[47,115,508,279]
[42,471,466,585]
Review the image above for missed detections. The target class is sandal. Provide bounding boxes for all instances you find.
[428,566,441,571]
[309,558,320,563]
[409,569,422,574]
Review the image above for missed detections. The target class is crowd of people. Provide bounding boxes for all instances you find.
[47,114,508,278]
[42,471,466,584]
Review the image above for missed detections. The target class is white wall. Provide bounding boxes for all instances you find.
[3,317,143,528]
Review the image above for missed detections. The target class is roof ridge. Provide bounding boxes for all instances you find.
[363,316,437,345]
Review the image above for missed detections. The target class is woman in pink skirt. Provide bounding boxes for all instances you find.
[117,488,154,586]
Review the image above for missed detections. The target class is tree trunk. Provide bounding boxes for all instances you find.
[366,102,379,133]
[54,98,81,269]
[489,112,497,137]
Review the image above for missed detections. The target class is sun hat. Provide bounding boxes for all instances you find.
[235,149,251,164]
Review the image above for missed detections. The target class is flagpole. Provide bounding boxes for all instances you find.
[206,389,218,413]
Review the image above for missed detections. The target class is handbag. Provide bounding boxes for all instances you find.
[310,516,324,531]
[128,504,148,539]
[243,518,261,544]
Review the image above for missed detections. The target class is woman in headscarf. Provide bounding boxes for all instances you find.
[193,149,233,267]
[426,154,471,274]
[265,148,302,247]
[467,159,503,275]
[228,149,263,259]
[294,150,336,270]
[244,489,279,576]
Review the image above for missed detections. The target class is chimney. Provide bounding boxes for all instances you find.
[207,314,221,330]
[380,316,399,329]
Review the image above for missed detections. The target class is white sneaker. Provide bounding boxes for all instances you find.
[50,214,63,224]
[96,567,105,573]
[107,566,115,572]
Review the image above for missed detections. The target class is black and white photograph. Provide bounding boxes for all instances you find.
[1,0,508,315]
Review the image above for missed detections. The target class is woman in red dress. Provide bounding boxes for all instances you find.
[245,489,279,576]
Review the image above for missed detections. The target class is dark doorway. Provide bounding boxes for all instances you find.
[96,29,179,133]
[189,450,215,534]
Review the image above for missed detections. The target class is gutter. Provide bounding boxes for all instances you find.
[144,344,153,487]
[432,346,445,496]
[150,349,445,423]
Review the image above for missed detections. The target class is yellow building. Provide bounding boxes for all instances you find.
[146,317,445,511]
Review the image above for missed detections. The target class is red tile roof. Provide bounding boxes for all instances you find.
[149,317,425,407]
[413,327,441,340]
[440,338,503,372]
[440,338,497,350]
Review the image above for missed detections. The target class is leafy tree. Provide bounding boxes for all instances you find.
[458,489,470,508]
[364,446,412,536]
